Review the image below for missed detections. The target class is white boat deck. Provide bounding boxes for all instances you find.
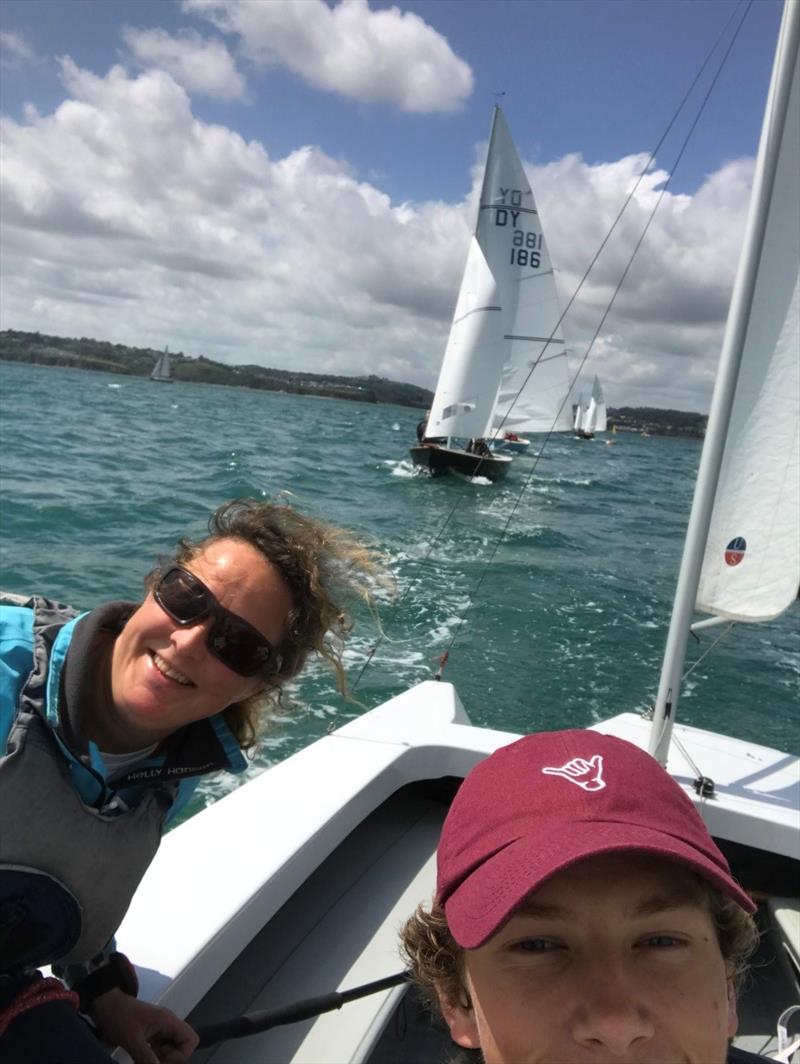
[191,790,442,1062]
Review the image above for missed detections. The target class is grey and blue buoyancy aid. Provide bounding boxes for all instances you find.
[0,597,247,975]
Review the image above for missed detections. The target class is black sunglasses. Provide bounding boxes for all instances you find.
[153,566,280,677]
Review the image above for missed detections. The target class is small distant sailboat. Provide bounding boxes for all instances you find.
[574,375,606,438]
[150,346,173,383]
[410,106,571,481]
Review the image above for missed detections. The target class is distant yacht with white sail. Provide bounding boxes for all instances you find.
[574,375,606,438]
[150,346,173,383]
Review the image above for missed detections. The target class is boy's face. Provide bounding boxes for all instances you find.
[438,853,737,1064]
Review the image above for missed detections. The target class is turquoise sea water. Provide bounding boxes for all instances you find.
[1,361,797,817]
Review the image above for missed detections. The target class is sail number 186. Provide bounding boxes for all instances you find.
[510,230,542,268]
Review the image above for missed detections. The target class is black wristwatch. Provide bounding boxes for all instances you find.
[76,951,139,1011]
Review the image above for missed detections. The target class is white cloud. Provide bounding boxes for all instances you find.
[530,152,752,409]
[183,0,473,113]
[0,60,755,410]
[121,26,246,101]
[0,30,37,70]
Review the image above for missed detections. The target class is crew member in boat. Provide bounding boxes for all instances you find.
[401,730,762,1064]
[466,438,491,457]
[416,410,446,448]
[0,498,383,1063]
[416,410,430,442]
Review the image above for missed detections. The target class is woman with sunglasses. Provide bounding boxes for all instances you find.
[0,498,382,1064]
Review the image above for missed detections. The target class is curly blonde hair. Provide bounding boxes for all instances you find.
[147,497,386,750]
[400,879,758,1017]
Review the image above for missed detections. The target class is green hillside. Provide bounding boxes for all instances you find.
[0,330,433,409]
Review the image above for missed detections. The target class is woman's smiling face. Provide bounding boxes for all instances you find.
[102,537,294,751]
[438,853,738,1064]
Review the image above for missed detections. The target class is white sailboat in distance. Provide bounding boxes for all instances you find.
[574,374,607,438]
[150,346,173,383]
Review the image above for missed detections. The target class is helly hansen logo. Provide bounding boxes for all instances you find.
[542,754,605,791]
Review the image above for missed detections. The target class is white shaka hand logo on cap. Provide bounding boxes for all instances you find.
[542,754,605,791]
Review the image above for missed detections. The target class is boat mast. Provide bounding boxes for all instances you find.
[649,0,800,764]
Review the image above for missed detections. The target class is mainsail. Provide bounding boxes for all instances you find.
[488,110,573,435]
[573,393,585,431]
[426,107,572,441]
[151,347,173,383]
[581,376,608,434]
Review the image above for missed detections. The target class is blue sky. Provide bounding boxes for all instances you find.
[0,0,787,409]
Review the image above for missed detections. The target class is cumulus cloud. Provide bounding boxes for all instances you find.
[182,0,473,113]
[528,152,752,409]
[121,26,246,100]
[0,59,755,410]
[0,30,37,70]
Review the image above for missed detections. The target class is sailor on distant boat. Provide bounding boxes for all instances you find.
[416,411,430,443]
[466,437,491,457]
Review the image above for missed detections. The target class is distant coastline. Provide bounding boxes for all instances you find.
[0,329,707,437]
[0,329,432,409]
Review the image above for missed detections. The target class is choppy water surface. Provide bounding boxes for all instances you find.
[1,361,797,817]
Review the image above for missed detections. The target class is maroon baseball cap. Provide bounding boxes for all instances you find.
[437,729,755,948]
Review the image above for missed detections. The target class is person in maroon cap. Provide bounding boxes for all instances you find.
[401,729,762,1064]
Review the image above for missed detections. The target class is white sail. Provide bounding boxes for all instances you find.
[587,375,607,433]
[426,237,505,440]
[650,0,800,762]
[579,378,605,433]
[487,110,573,435]
[573,393,584,431]
[427,107,571,441]
[582,396,596,434]
[151,346,172,382]
[695,16,799,624]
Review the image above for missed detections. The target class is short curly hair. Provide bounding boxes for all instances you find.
[400,878,758,1018]
[146,497,386,750]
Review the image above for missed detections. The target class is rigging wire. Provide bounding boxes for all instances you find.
[682,622,737,683]
[351,0,753,694]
